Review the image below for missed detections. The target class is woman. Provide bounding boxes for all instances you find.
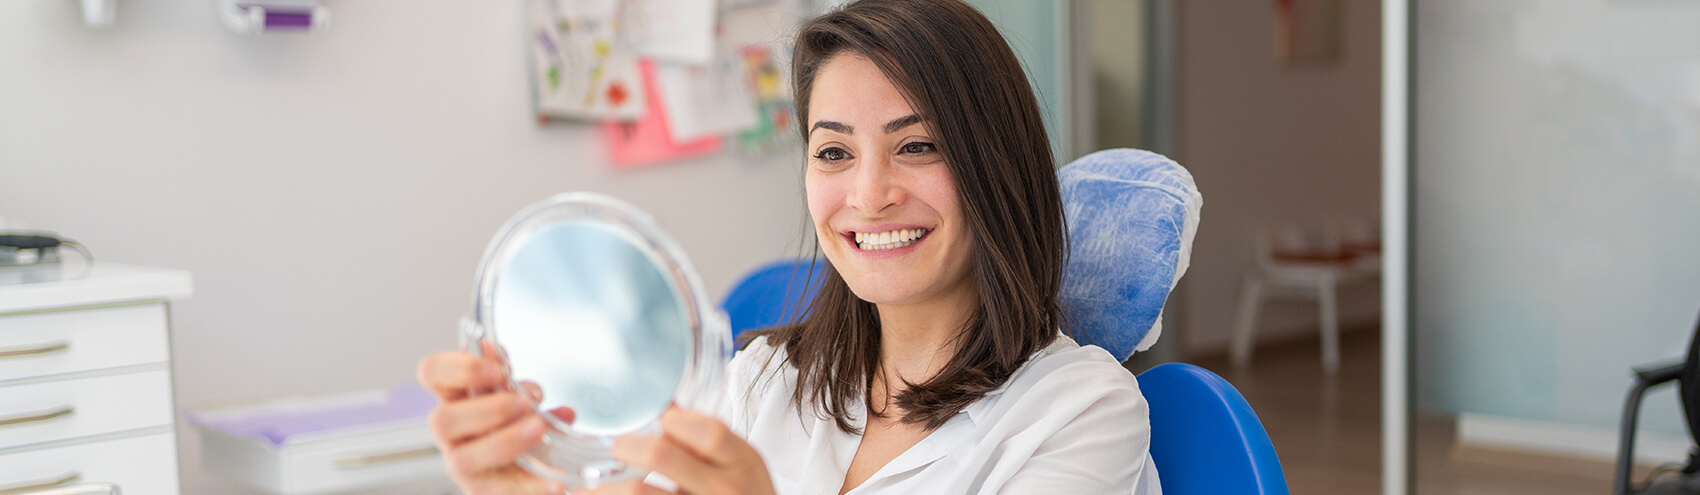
[417,0,1161,493]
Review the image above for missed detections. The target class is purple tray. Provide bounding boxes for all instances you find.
[190,383,438,448]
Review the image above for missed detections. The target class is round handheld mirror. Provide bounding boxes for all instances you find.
[461,192,730,487]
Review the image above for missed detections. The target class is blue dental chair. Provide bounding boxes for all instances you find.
[721,149,1288,495]
[721,258,824,337]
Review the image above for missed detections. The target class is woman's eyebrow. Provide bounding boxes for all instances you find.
[883,114,922,134]
[810,120,853,135]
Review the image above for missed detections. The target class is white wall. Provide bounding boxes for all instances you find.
[1415,0,1700,445]
[0,1,808,493]
[1173,1,1383,355]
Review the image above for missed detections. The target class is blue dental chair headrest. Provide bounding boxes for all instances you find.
[1058,149,1202,361]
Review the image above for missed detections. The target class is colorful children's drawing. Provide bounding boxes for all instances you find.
[530,0,645,121]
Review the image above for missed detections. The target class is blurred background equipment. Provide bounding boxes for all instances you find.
[1231,220,1380,373]
[0,232,92,268]
[78,0,115,28]
[217,0,330,34]
[1614,313,1700,495]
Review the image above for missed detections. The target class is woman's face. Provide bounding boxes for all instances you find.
[804,53,975,308]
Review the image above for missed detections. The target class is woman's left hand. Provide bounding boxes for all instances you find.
[580,408,776,495]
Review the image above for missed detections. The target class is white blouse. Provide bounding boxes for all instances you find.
[719,334,1163,495]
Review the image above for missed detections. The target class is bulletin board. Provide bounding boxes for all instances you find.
[527,0,808,168]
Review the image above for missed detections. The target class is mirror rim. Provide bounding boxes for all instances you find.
[461,192,731,485]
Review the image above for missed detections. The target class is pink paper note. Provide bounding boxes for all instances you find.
[604,61,722,168]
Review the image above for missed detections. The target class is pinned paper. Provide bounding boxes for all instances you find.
[531,0,646,121]
[604,61,723,168]
[619,0,718,64]
[733,44,798,152]
[654,58,760,143]
[719,0,781,10]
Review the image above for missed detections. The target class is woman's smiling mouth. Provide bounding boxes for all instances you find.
[850,228,931,251]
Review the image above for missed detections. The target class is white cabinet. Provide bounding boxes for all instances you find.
[0,262,191,494]
[0,433,180,494]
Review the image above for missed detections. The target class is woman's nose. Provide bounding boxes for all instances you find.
[847,154,904,214]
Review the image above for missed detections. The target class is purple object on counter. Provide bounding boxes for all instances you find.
[190,384,438,448]
[264,10,314,29]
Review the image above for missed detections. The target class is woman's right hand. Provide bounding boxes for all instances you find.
[417,342,565,494]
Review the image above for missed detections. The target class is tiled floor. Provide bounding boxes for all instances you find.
[1183,327,1631,495]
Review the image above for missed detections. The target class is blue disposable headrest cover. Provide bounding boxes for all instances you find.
[1058,149,1202,361]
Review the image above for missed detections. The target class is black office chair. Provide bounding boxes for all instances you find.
[1616,311,1700,494]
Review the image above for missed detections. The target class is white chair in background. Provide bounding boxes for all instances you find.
[1231,220,1379,373]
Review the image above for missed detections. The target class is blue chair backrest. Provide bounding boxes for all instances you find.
[1140,363,1289,495]
[721,258,825,338]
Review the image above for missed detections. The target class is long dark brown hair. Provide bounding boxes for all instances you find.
[746,0,1066,434]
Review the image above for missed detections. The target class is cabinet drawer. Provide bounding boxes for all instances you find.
[0,303,170,383]
[0,370,174,451]
[0,432,178,494]
[283,432,445,495]
[202,421,445,495]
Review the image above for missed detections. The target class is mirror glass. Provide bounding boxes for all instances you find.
[464,193,728,487]
[493,220,689,436]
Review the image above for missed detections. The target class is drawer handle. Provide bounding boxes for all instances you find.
[0,341,70,360]
[333,445,440,470]
[0,406,75,429]
[10,483,120,495]
[0,471,80,495]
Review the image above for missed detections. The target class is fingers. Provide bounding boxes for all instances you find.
[519,380,545,402]
[547,406,577,424]
[658,408,752,465]
[418,342,569,494]
[610,435,715,493]
[418,350,505,401]
[442,414,547,478]
[458,465,569,495]
[576,478,671,495]
[520,476,571,495]
[611,409,772,495]
[429,392,531,445]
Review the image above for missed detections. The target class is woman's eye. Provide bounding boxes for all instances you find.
[813,147,850,161]
[901,142,936,154]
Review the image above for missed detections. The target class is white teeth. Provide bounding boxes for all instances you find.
[854,228,929,251]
